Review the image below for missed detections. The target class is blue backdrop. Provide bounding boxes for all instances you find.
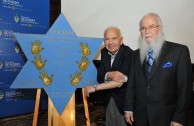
[0,0,50,117]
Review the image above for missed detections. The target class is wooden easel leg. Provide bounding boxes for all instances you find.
[82,88,91,126]
[32,89,41,126]
[48,97,53,126]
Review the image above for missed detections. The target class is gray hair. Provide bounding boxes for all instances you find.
[104,26,122,38]
[139,13,163,27]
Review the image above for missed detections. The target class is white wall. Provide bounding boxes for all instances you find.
[61,0,194,63]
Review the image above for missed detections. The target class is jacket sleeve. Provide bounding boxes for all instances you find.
[172,46,193,125]
[124,53,135,111]
[97,50,106,83]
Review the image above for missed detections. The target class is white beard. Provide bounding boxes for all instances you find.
[139,32,165,64]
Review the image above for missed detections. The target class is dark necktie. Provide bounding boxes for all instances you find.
[147,49,154,75]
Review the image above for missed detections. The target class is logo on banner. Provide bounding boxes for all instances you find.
[3,29,14,41]
[5,91,22,98]
[3,29,14,37]
[21,16,38,26]
[0,91,4,100]
[15,44,20,53]
[3,0,20,5]
[0,29,3,36]
[4,61,23,71]
[3,91,24,101]
[14,14,19,23]
[12,6,16,10]
[2,0,23,10]
[0,60,3,69]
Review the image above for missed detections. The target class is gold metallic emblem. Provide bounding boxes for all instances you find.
[31,40,44,54]
[70,71,83,86]
[79,43,91,56]
[32,55,47,70]
[76,56,90,71]
[39,70,54,86]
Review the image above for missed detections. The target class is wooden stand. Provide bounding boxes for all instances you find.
[48,93,75,126]
[82,88,90,125]
[32,89,41,126]
[32,88,90,126]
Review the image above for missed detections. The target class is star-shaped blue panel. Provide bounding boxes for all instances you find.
[11,13,103,114]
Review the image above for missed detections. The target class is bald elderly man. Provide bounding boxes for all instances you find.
[85,26,133,126]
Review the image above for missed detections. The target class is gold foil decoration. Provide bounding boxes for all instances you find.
[70,71,83,86]
[39,70,54,86]
[79,43,91,56]
[31,40,44,54]
[76,56,90,71]
[32,55,47,70]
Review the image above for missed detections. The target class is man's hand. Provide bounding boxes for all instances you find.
[170,121,183,126]
[84,85,95,97]
[112,75,126,83]
[124,112,134,125]
[106,71,124,80]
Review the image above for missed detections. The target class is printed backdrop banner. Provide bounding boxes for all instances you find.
[0,0,49,117]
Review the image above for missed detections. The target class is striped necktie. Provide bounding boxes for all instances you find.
[147,49,154,75]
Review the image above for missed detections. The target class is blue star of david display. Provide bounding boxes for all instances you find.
[11,13,103,114]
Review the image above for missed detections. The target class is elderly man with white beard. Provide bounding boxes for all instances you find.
[124,13,193,126]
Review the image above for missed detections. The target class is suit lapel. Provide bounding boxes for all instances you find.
[149,43,168,81]
[104,51,111,71]
[141,60,148,81]
[136,50,148,81]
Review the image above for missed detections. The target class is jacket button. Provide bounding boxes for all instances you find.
[147,86,150,89]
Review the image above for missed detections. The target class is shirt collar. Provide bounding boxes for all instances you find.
[108,50,119,58]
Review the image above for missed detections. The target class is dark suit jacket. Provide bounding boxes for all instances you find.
[97,44,133,115]
[124,41,193,126]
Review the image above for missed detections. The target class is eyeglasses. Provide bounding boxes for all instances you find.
[139,25,160,32]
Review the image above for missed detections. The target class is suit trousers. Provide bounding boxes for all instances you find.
[106,97,128,126]
[145,119,150,126]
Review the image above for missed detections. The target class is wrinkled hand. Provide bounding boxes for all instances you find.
[76,56,90,71]
[170,122,183,126]
[125,112,134,125]
[39,70,54,86]
[79,43,91,56]
[32,55,47,70]
[70,72,83,86]
[31,40,44,54]
[84,85,95,97]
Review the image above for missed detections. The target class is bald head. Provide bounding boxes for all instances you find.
[104,26,122,38]
[103,26,123,54]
